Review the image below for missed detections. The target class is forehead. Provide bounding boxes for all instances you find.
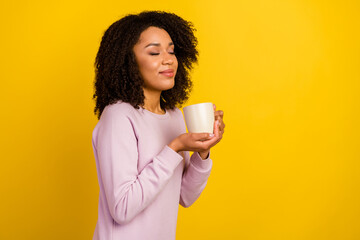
[136,26,173,45]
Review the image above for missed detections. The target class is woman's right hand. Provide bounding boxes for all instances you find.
[168,120,223,155]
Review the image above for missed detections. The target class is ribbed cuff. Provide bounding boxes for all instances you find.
[157,145,184,170]
[190,152,213,171]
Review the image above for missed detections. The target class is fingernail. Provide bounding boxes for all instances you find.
[209,133,214,137]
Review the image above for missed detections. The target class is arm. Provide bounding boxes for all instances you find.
[95,111,183,224]
[170,104,225,207]
[179,151,212,207]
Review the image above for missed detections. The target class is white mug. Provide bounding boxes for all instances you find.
[183,102,214,133]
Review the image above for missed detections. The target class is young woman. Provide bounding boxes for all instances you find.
[92,11,225,240]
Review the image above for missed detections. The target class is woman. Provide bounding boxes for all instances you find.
[92,11,225,240]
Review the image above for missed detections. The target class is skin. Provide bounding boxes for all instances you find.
[133,26,177,114]
[133,26,225,159]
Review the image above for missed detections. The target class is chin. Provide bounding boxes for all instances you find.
[161,80,175,90]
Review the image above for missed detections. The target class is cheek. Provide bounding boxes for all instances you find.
[140,59,159,74]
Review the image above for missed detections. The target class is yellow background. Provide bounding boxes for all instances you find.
[1,0,359,239]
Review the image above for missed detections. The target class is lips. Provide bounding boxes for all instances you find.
[159,69,175,77]
[160,69,174,73]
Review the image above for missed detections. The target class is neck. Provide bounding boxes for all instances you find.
[142,88,165,114]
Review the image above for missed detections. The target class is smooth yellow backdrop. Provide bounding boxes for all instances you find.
[1,0,359,239]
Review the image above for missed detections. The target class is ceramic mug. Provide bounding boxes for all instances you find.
[183,102,214,133]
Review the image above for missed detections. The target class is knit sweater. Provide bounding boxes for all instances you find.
[92,101,213,240]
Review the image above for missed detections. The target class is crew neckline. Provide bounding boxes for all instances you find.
[140,107,170,119]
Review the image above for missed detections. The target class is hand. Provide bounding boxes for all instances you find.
[197,104,225,158]
[169,104,225,159]
[213,104,225,135]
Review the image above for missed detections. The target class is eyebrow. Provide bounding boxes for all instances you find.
[145,42,174,48]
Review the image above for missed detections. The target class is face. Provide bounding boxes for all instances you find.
[133,26,178,93]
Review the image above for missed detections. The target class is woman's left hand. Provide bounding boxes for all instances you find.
[214,104,225,135]
[198,104,225,159]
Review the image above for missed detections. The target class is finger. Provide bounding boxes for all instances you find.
[214,117,225,132]
[219,121,225,132]
[198,136,219,149]
[196,120,221,148]
[214,110,223,117]
[192,132,214,141]
[213,104,216,112]
[200,125,222,148]
[214,110,224,121]
[214,124,223,143]
[213,120,220,137]
[214,120,223,140]
[214,112,221,120]
[199,131,220,145]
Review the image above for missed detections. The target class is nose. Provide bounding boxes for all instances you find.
[162,53,174,65]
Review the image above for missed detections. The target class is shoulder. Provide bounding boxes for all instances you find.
[95,101,139,132]
[93,102,138,145]
[94,101,137,137]
[100,101,136,121]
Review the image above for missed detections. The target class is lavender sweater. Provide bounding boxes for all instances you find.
[92,101,213,240]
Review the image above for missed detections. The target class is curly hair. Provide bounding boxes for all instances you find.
[93,11,198,119]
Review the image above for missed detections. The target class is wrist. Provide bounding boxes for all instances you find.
[168,139,180,152]
[198,150,210,160]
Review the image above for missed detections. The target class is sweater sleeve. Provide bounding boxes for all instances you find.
[94,109,184,224]
[179,151,213,208]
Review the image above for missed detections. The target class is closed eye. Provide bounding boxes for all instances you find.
[150,53,160,56]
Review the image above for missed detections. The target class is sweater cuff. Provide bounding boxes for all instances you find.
[190,152,213,171]
[158,145,184,170]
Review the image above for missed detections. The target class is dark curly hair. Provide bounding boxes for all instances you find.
[93,11,198,119]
